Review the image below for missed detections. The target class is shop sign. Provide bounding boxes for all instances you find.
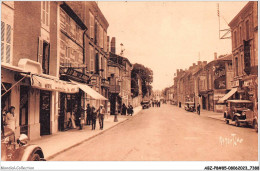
[231,80,240,88]
[31,75,79,93]
[214,64,226,89]
[213,93,225,100]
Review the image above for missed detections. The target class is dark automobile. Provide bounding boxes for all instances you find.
[141,101,150,109]
[224,100,258,131]
[1,128,45,161]
[184,102,196,112]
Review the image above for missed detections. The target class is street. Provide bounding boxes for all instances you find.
[50,104,258,161]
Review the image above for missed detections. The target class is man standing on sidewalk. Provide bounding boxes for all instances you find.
[197,103,201,115]
[98,104,105,130]
[86,104,92,125]
[91,106,97,130]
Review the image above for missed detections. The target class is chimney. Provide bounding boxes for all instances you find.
[214,52,217,60]
[177,69,179,75]
[203,61,207,65]
[197,61,202,65]
[193,63,196,67]
[111,37,116,54]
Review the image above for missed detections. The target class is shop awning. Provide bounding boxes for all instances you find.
[31,75,79,93]
[70,80,108,100]
[218,88,238,103]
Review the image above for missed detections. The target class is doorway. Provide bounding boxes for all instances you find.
[20,86,29,135]
[40,90,51,135]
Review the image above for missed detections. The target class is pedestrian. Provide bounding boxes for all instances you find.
[1,104,7,136]
[197,103,201,115]
[159,101,161,107]
[129,104,134,116]
[86,104,92,125]
[122,103,127,115]
[91,106,97,130]
[78,108,85,130]
[5,106,16,132]
[152,101,154,107]
[97,104,105,130]
[127,105,131,116]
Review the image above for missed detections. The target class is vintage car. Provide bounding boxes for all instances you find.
[224,100,258,130]
[141,100,150,109]
[1,128,45,161]
[184,102,196,112]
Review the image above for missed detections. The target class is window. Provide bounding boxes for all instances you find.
[104,31,107,52]
[41,1,50,30]
[89,12,94,39]
[1,21,12,64]
[245,20,250,40]
[239,26,242,44]
[234,31,237,48]
[235,57,239,76]
[90,46,94,72]
[99,26,103,48]
[38,38,50,74]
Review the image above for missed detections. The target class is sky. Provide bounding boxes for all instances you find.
[98,1,249,91]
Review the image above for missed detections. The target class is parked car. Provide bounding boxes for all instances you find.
[224,100,258,130]
[184,102,196,112]
[141,101,150,109]
[1,128,45,161]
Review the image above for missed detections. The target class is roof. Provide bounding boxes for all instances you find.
[229,2,254,27]
[227,100,253,103]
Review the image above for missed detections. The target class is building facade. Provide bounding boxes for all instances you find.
[1,1,109,140]
[228,1,258,114]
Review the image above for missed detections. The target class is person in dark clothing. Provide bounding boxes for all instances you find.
[91,106,97,130]
[197,103,201,115]
[122,103,127,115]
[86,104,92,125]
[152,101,154,107]
[98,104,105,130]
[1,104,7,136]
[159,101,161,107]
[127,104,134,116]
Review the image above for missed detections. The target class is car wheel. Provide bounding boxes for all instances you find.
[226,119,229,124]
[235,117,240,127]
[29,153,41,161]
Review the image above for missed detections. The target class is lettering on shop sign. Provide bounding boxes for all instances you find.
[45,84,52,89]
[219,134,243,147]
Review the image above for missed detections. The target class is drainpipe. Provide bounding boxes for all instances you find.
[82,29,87,120]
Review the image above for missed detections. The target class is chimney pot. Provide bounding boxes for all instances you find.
[214,52,217,60]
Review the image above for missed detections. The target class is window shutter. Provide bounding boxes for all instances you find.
[1,43,4,62]
[38,37,43,65]
[6,44,10,63]
[1,21,5,42]
[6,24,11,44]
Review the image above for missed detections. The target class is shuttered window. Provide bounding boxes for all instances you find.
[89,12,94,39]
[41,1,50,30]
[90,46,94,72]
[1,21,12,64]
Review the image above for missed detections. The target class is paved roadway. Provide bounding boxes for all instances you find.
[51,104,258,161]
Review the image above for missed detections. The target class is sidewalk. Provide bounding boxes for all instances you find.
[30,106,142,160]
[200,110,225,122]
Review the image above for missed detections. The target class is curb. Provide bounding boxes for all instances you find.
[46,107,143,160]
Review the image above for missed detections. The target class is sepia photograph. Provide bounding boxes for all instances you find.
[1,0,259,170]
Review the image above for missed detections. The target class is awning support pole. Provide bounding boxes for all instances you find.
[1,75,27,97]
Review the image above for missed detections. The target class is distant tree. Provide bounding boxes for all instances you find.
[131,63,153,98]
